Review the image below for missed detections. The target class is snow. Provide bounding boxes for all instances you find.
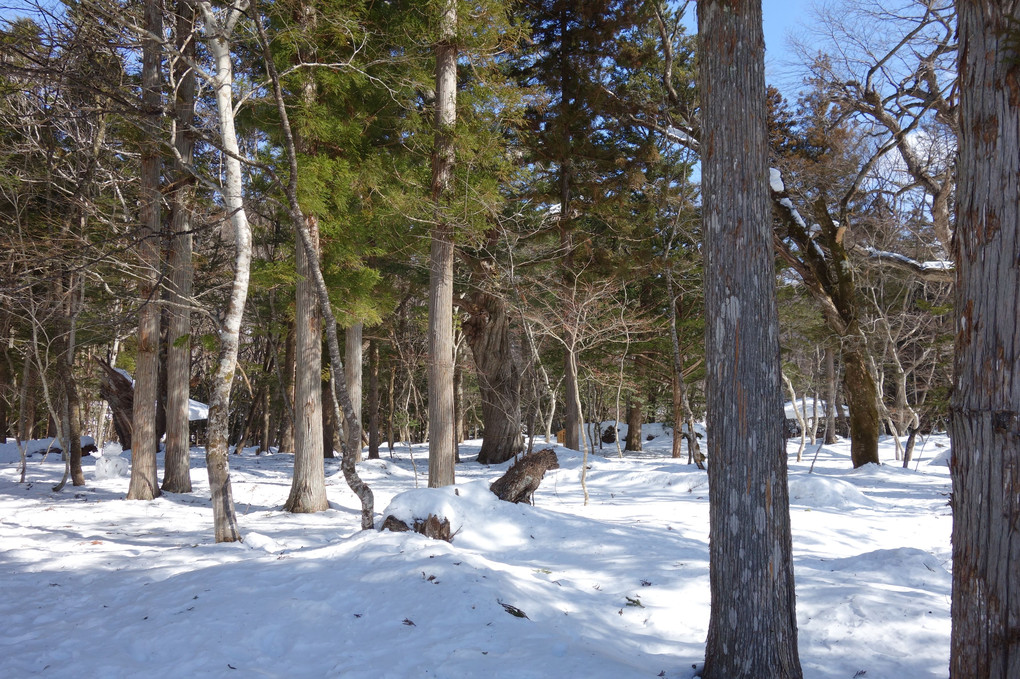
[94,442,129,479]
[114,367,210,420]
[769,166,785,193]
[3,435,97,458]
[0,430,953,679]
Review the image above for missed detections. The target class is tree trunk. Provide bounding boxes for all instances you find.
[671,373,684,459]
[699,2,802,677]
[427,0,457,488]
[278,320,296,453]
[463,291,524,465]
[322,380,336,459]
[252,8,374,529]
[0,345,9,440]
[345,323,363,461]
[162,0,197,493]
[824,346,837,444]
[562,337,581,450]
[97,359,133,449]
[284,0,328,513]
[386,362,395,453]
[624,397,643,452]
[198,0,252,542]
[949,4,1020,676]
[20,357,35,442]
[127,0,163,501]
[367,338,380,459]
[841,340,881,467]
[285,212,328,513]
[260,387,271,455]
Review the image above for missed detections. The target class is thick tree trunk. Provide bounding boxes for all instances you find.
[97,359,133,449]
[624,397,643,452]
[699,2,802,677]
[463,291,524,465]
[127,0,163,501]
[345,323,363,461]
[841,340,881,467]
[162,0,197,493]
[427,0,457,487]
[367,338,381,459]
[284,0,328,512]
[285,213,328,513]
[949,4,1020,677]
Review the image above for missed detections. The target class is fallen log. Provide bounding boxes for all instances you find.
[489,448,560,505]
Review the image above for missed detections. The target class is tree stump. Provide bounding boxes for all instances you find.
[380,514,453,542]
[489,448,560,504]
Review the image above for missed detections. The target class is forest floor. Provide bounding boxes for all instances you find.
[0,424,952,679]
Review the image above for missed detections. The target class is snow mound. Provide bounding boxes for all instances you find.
[926,447,952,467]
[94,442,129,479]
[788,474,876,508]
[379,480,538,551]
[821,547,951,590]
[243,532,285,554]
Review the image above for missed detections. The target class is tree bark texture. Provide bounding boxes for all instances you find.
[0,350,8,440]
[699,2,802,677]
[285,213,328,513]
[841,342,881,468]
[949,3,1020,676]
[428,0,457,488]
[368,339,381,459]
[346,323,363,461]
[199,0,250,542]
[127,0,163,501]
[462,291,524,465]
[278,320,296,453]
[162,0,197,493]
[625,398,643,452]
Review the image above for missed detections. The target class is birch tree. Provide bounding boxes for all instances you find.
[195,0,252,542]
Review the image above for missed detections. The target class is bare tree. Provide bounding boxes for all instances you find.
[948,3,1020,676]
[799,0,957,252]
[698,1,802,676]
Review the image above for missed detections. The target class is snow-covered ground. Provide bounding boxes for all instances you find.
[0,428,953,679]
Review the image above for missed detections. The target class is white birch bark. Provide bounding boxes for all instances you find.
[197,0,251,543]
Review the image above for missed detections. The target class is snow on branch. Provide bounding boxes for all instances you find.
[854,246,955,283]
